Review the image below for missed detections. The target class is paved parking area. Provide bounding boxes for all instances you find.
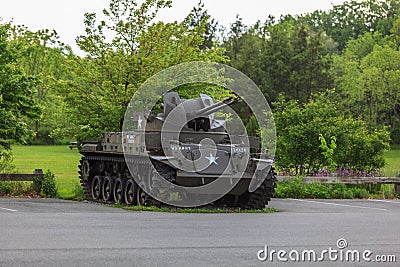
[0,198,399,266]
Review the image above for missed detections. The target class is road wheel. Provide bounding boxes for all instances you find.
[136,186,147,206]
[91,176,102,200]
[113,178,125,204]
[102,176,113,202]
[124,179,138,205]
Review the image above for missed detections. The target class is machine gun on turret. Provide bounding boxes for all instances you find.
[186,96,237,121]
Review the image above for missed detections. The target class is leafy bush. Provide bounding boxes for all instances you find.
[329,183,355,199]
[40,170,58,198]
[378,184,399,199]
[0,181,33,196]
[26,128,74,146]
[72,182,85,201]
[273,90,390,175]
[302,182,331,199]
[0,145,15,174]
[274,177,304,198]
[27,128,57,145]
[275,178,383,199]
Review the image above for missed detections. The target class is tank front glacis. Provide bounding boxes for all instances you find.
[79,92,276,209]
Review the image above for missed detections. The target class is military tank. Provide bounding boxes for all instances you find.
[78,92,277,209]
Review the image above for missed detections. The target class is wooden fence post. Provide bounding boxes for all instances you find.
[395,174,400,196]
[33,169,44,193]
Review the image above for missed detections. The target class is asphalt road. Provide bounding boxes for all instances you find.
[0,198,399,267]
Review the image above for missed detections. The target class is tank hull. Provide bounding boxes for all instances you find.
[79,150,277,209]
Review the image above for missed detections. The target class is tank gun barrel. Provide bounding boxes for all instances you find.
[187,97,237,121]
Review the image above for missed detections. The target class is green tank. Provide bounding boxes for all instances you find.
[79,92,277,209]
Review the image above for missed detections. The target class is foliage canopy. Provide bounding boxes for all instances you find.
[0,23,41,171]
[60,0,227,141]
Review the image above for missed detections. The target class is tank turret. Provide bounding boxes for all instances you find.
[146,92,237,132]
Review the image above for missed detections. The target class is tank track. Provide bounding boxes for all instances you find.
[79,155,277,209]
[237,170,277,209]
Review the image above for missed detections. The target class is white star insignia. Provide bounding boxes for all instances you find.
[137,116,143,129]
[205,153,219,165]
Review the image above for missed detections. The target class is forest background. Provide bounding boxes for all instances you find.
[1,0,399,178]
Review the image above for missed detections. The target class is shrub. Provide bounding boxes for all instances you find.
[329,183,354,199]
[379,185,399,199]
[274,177,304,198]
[0,145,15,174]
[275,178,383,199]
[72,182,85,201]
[273,90,390,175]
[26,128,73,145]
[0,181,32,196]
[40,170,58,198]
[351,187,370,199]
[27,128,57,145]
[303,182,330,199]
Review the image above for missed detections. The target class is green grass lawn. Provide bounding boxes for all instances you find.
[382,145,400,177]
[11,145,82,199]
[9,145,400,199]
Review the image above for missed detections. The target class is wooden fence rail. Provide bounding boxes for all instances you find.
[277,175,400,195]
[0,169,44,193]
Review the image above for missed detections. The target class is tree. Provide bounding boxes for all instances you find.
[259,16,294,102]
[224,19,268,98]
[9,26,71,144]
[333,30,400,143]
[0,23,41,171]
[305,0,400,51]
[224,16,333,104]
[223,15,247,63]
[288,22,332,103]
[60,0,227,142]
[343,31,384,60]
[392,16,400,47]
[186,0,220,50]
